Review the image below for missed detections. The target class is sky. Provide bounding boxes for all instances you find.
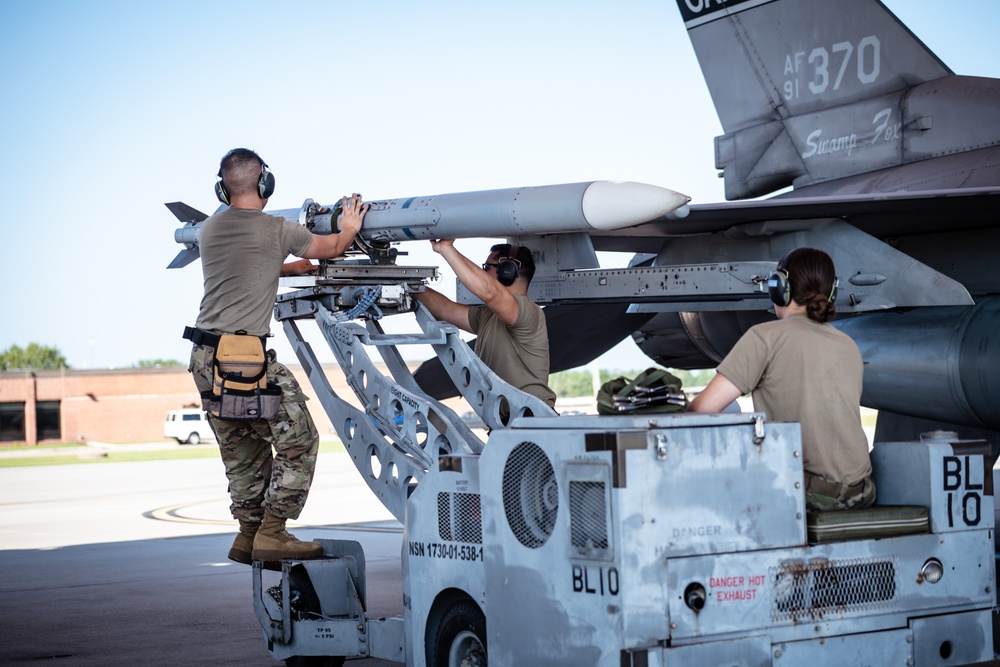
[1,0,998,373]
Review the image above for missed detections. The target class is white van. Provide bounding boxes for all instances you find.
[163,408,216,445]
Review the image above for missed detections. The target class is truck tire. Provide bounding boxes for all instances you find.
[429,600,487,667]
[186,432,201,445]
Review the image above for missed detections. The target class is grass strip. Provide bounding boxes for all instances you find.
[0,440,345,468]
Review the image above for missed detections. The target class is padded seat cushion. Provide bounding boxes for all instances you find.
[807,505,929,543]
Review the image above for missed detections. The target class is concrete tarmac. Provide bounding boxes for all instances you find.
[0,449,404,666]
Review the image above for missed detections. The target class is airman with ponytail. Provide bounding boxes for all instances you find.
[691,247,875,512]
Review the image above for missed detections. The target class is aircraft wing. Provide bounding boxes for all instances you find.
[590,187,1000,254]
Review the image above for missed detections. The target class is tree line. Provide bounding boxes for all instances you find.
[0,343,181,371]
[550,367,715,398]
[2,343,711,397]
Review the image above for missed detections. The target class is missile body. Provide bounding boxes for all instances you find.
[168,181,689,268]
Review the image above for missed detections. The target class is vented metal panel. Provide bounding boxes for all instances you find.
[569,481,608,550]
[437,491,483,544]
[503,442,557,548]
[771,557,898,622]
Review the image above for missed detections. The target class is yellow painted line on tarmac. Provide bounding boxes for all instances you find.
[145,499,231,525]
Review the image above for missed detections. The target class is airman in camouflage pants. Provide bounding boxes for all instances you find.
[188,344,319,524]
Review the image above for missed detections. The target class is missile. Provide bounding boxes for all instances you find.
[167,180,689,268]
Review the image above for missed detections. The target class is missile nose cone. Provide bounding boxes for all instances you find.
[581,181,690,230]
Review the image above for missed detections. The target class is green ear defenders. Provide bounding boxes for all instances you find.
[215,160,275,205]
[767,259,838,306]
[496,245,521,286]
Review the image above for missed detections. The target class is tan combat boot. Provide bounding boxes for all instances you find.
[228,518,260,565]
[251,511,324,563]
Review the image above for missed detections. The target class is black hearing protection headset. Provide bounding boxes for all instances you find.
[496,245,522,286]
[767,252,838,306]
[215,159,276,205]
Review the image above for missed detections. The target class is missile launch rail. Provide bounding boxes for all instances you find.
[253,258,998,667]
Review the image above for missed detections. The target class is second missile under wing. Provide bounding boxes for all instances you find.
[424,0,1000,446]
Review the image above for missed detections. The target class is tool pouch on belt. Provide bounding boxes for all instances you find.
[200,333,281,421]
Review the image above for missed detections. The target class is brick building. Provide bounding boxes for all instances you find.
[0,363,452,446]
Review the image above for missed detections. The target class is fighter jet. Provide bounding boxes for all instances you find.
[415,0,1000,447]
[168,0,999,447]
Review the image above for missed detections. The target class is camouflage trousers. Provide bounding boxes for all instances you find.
[805,475,877,513]
[189,344,319,523]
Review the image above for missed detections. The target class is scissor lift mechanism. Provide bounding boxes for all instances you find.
[273,261,557,522]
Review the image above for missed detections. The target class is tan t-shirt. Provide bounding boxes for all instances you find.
[468,295,556,407]
[716,313,871,485]
[195,207,313,336]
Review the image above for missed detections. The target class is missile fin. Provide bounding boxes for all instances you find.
[167,247,200,270]
[165,201,209,223]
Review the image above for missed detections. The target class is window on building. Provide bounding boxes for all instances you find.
[36,401,61,441]
[0,403,26,442]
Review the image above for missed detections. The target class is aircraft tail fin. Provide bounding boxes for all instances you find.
[677,0,952,199]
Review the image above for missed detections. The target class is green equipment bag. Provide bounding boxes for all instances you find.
[596,367,688,415]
